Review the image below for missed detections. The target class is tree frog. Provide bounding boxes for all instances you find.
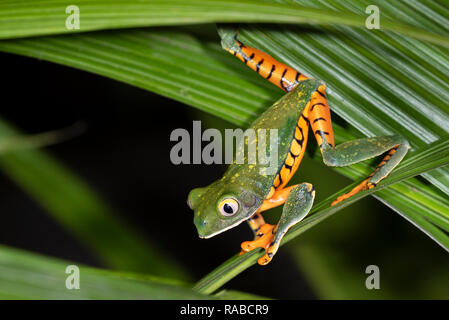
[187,29,410,265]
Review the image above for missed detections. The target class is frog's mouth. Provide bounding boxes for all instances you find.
[197,211,257,239]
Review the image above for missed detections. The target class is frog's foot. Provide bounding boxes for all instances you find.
[258,234,282,266]
[331,178,375,206]
[217,26,240,52]
[240,223,278,264]
[241,183,315,265]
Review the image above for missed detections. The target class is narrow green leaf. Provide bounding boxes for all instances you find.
[0,122,84,153]
[0,245,205,299]
[375,187,449,250]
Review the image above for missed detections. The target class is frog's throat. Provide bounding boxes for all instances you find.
[199,209,259,239]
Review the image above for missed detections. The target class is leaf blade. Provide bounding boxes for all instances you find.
[1,0,449,50]
[0,244,202,299]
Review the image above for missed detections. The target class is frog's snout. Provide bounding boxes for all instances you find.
[187,198,193,210]
[195,218,210,239]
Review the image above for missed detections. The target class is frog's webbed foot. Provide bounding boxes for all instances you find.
[217,25,240,52]
[240,223,276,261]
[240,213,269,256]
[241,183,315,265]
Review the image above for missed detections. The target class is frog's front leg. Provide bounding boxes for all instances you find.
[241,185,301,255]
[245,184,301,234]
[241,183,315,265]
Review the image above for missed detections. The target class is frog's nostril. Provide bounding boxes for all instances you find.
[196,219,209,239]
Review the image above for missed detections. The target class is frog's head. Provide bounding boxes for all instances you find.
[187,181,263,239]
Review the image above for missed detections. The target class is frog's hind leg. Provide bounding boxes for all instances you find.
[241,183,315,265]
[307,87,410,205]
[219,27,308,92]
[329,137,409,205]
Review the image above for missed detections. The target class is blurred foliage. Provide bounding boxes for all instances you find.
[0,244,267,299]
[0,118,189,279]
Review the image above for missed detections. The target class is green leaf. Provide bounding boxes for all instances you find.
[0,244,205,299]
[1,0,449,50]
[193,138,449,294]
[0,29,277,125]
[0,118,189,280]
[0,122,84,153]
[0,244,268,299]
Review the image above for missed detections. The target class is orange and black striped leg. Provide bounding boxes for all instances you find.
[219,28,308,92]
[308,84,335,149]
[307,86,410,205]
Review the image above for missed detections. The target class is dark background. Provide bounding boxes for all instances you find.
[0,51,447,299]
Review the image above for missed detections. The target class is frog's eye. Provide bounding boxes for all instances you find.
[218,198,239,216]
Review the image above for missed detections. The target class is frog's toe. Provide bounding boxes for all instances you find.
[217,26,239,51]
[258,238,281,265]
[331,178,373,206]
[241,223,274,252]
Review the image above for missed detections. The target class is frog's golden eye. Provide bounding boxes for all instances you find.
[218,198,239,216]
